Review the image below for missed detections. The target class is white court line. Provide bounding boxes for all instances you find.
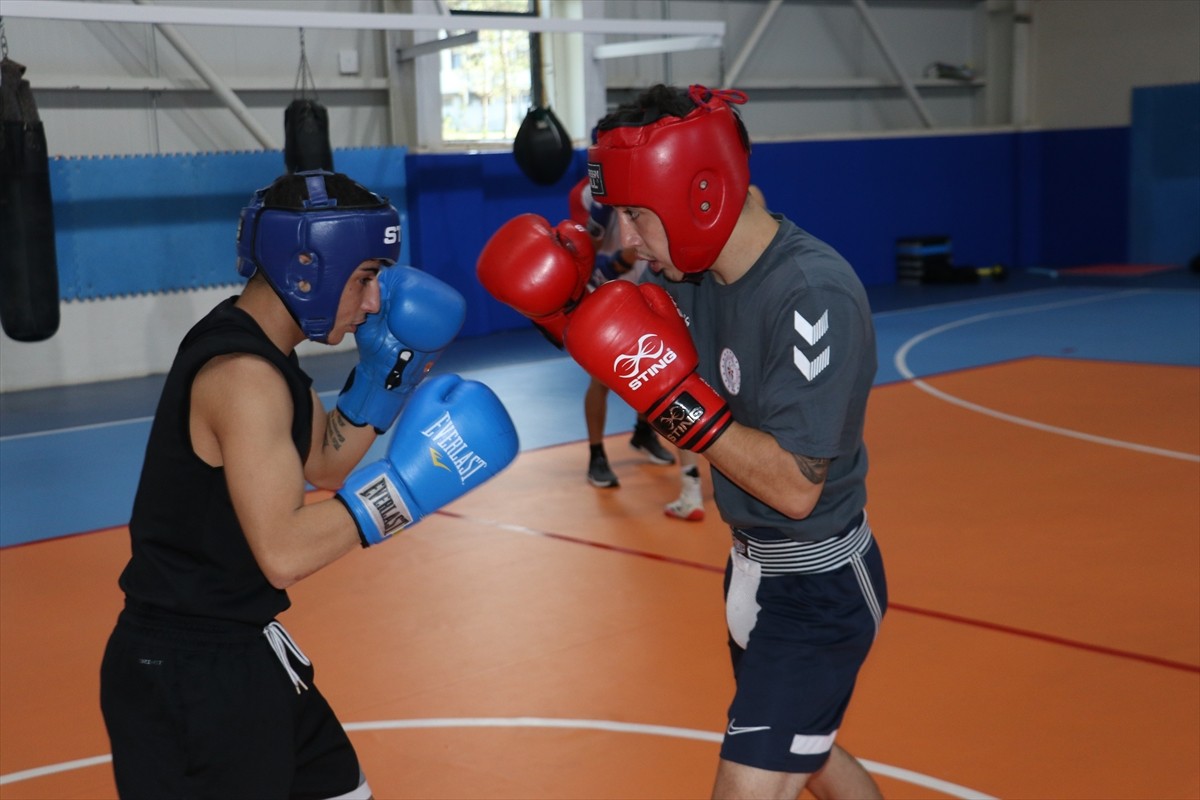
[0,754,113,785]
[874,286,1084,319]
[894,289,1200,463]
[0,717,998,799]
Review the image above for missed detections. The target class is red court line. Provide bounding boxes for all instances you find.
[437,510,1200,676]
[886,602,1199,674]
[1055,263,1180,277]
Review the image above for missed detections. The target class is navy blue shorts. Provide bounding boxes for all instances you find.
[719,514,887,774]
[100,602,366,800]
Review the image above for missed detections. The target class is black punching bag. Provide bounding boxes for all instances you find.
[284,98,333,174]
[513,105,573,186]
[0,56,59,342]
[513,29,572,186]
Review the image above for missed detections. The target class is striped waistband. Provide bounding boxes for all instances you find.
[732,512,871,576]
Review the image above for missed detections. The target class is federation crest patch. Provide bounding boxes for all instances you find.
[720,347,741,395]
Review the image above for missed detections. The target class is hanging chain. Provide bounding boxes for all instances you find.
[293,27,317,100]
[1,17,10,61]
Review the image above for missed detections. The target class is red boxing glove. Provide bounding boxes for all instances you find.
[476,213,594,345]
[565,281,732,453]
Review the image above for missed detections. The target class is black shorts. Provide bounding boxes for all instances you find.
[720,514,887,774]
[100,602,365,800]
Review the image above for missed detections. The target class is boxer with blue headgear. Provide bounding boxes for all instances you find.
[101,169,516,800]
[236,169,402,343]
[236,170,467,432]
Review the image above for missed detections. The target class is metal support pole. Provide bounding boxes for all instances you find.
[130,0,278,150]
[850,0,935,128]
[724,0,783,87]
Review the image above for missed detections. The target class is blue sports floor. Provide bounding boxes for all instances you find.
[1,268,1197,548]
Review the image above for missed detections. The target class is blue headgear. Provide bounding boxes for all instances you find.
[236,170,401,342]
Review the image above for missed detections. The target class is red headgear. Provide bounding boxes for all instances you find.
[586,86,749,273]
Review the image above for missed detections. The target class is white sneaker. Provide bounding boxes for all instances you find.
[665,475,704,521]
[664,495,704,521]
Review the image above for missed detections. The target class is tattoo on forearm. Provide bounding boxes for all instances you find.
[326,411,348,451]
[794,454,829,485]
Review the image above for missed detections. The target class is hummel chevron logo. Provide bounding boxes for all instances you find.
[794,346,830,380]
[726,719,771,736]
[793,309,831,380]
[794,310,828,345]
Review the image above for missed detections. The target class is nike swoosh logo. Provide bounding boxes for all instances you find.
[726,721,771,736]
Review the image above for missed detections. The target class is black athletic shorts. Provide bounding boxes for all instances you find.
[100,601,365,800]
[720,513,887,774]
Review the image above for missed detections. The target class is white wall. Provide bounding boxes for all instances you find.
[0,291,355,393]
[8,0,393,157]
[601,0,992,135]
[1029,0,1200,129]
[6,0,997,159]
[2,0,1197,392]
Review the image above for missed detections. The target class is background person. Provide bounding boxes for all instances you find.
[570,177,676,489]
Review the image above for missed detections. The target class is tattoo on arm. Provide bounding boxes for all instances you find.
[325,411,349,451]
[793,454,830,485]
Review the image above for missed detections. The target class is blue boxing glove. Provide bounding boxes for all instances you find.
[338,266,467,433]
[337,374,519,545]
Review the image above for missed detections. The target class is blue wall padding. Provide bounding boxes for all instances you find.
[405,149,587,339]
[49,147,409,300]
[748,133,1020,284]
[1034,127,1130,268]
[1130,82,1200,266]
[45,130,1133,337]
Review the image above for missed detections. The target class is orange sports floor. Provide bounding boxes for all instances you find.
[1,357,1198,799]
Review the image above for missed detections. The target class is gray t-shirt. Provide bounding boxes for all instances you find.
[660,216,876,541]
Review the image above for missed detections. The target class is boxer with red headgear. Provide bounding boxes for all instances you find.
[481,84,888,800]
[587,84,751,274]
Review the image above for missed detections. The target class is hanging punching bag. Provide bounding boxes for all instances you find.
[0,56,59,342]
[513,105,573,186]
[284,30,332,174]
[284,98,333,174]
[513,29,572,186]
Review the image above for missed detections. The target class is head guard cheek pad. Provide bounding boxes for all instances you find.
[586,87,750,274]
[235,171,401,342]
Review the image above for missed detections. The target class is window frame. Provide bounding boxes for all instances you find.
[438,1,541,147]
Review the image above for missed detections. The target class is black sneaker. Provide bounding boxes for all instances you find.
[630,424,676,465]
[587,454,619,488]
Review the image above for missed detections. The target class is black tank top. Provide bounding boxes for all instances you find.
[119,297,314,624]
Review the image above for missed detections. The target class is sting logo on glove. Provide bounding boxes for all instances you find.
[654,391,707,443]
[614,334,679,390]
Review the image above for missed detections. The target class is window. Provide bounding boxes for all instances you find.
[440,0,537,143]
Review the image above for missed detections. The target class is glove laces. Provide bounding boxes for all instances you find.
[263,621,312,693]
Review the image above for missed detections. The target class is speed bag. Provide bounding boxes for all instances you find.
[284,99,334,174]
[513,105,573,186]
[0,119,60,342]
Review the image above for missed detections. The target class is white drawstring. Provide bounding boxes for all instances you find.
[263,621,311,693]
